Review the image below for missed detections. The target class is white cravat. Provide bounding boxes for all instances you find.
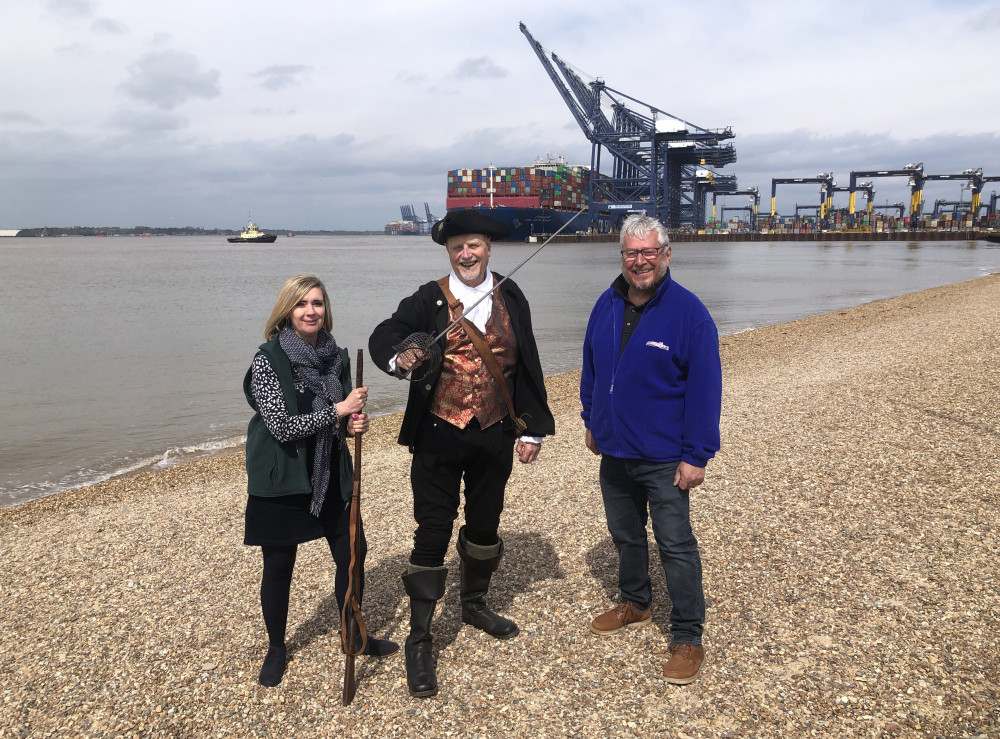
[448,270,493,331]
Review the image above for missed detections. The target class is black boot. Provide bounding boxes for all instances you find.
[401,566,447,698]
[457,528,519,640]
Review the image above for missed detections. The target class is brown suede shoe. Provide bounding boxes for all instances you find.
[662,644,705,684]
[589,602,651,635]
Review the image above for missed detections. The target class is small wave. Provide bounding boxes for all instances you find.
[151,436,246,469]
[0,436,247,509]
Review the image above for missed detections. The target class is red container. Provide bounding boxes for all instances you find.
[446,195,542,209]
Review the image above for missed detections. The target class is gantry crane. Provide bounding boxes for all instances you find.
[872,203,906,219]
[988,191,1000,217]
[848,164,924,227]
[520,23,737,231]
[720,206,753,228]
[401,203,438,234]
[964,171,1000,223]
[711,187,760,230]
[918,169,984,224]
[795,204,822,218]
[692,172,738,230]
[932,199,972,218]
[771,173,836,227]
[829,181,874,218]
[845,165,980,225]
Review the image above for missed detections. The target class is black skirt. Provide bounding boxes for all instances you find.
[243,487,348,547]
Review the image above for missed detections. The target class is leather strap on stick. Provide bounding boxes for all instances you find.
[437,277,527,435]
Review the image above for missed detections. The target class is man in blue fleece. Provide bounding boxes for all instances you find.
[581,213,721,685]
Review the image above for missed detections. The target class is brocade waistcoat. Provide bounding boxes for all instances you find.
[429,287,518,429]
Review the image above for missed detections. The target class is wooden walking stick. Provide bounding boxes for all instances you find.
[341,349,368,705]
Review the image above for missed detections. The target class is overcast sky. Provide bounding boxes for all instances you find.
[2,0,999,230]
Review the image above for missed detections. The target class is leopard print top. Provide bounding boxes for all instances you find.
[249,353,339,444]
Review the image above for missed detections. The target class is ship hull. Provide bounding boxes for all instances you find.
[227,234,277,243]
[451,206,590,241]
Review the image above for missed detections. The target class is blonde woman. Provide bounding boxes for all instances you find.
[244,274,397,687]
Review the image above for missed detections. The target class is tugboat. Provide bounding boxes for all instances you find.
[227,213,277,243]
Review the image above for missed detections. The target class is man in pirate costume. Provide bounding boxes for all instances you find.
[369,210,555,698]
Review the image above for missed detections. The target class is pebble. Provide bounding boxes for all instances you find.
[2,275,999,737]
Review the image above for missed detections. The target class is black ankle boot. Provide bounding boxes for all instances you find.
[457,529,519,640]
[401,566,448,698]
[258,644,287,687]
[342,632,400,657]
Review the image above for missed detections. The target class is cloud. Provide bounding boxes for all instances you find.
[251,65,311,91]
[396,71,426,85]
[963,6,1000,30]
[91,17,129,35]
[120,51,220,110]
[454,57,507,80]
[45,0,94,18]
[0,111,43,127]
[106,109,188,135]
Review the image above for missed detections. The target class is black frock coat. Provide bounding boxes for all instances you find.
[368,273,555,449]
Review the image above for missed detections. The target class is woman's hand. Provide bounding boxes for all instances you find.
[336,386,368,418]
[345,412,369,437]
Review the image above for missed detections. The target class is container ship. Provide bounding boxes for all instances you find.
[446,157,593,241]
[384,220,421,235]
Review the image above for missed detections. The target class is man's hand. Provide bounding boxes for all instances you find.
[395,347,427,372]
[584,428,601,456]
[516,440,540,464]
[673,461,706,491]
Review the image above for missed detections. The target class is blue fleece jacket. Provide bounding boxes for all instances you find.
[580,270,721,466]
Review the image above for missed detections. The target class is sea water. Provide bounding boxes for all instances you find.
[1,235,998,507]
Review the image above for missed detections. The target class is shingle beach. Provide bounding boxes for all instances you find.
[2,274,998,738]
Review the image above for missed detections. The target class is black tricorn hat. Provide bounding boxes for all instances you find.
[431,210,511,245]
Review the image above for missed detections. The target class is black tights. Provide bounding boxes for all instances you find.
[259,531,365,648]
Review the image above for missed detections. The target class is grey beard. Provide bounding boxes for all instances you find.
[625,269,665,297]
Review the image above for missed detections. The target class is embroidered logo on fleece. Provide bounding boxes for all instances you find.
[646,340,670,351]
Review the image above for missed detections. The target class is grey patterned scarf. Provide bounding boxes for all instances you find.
[278,327,345,516]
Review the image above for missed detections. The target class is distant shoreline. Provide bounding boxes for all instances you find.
[6,228,380,237]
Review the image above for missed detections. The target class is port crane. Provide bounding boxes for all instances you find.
[693,172,738,230]
[829,181,873,217]
[988,191,1000,217]
[872,203,906,219]
[848,164,923,227]
[720,206,753,228]
[770,173,836,227]
[520,23,736,232]
[916,169,986,224]
[932,199,971,218]
[711,187,760,230]
[965,171,1000,221]
[399,203,438,234]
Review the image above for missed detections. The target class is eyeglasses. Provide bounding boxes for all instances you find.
[620,246,664,261]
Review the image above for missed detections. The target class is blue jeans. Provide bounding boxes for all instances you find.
[599,456,705,645]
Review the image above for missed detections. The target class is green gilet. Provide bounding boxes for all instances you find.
[243,336,354,500]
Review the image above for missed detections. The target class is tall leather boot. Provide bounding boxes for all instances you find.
[401,565,448,698]
[457,527,519,640]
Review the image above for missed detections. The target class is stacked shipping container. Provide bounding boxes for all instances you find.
[756,212,990,234]
[446,164,591,211]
